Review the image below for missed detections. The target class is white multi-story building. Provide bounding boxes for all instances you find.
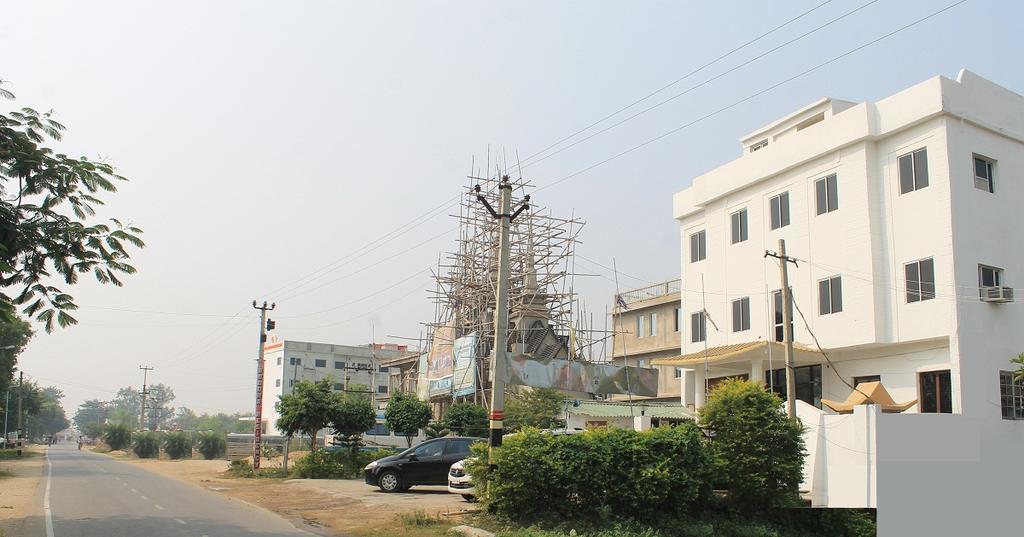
[658,69,1023,534]
[259,337,412,437]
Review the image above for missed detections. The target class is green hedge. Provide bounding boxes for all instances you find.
[132,431,161,458]
[471,425,711,522]
[196,432,226,460]
[103,423,132,451]
[292,448,397,479]
[163,432,192,459]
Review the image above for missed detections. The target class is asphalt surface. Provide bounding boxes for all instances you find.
[44,443,316,537]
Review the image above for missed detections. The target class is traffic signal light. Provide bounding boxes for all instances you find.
[266,318,276,331]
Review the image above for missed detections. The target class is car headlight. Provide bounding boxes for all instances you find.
[364,461,378,471]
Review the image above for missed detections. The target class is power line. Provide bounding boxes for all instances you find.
[514,0,840,169]
[534,0,969,195]
[517,0,883,173]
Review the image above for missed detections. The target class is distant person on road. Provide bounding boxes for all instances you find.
[77,437,83,450]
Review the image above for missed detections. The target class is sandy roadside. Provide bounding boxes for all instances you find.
[0,447,45,537]
[103,453,473,536]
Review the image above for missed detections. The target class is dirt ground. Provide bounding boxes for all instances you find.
[108,453,475,536]
[0,447,45,537]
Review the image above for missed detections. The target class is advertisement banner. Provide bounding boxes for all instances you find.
[506,354,658,397]
[427,325,455,396]
[415,352,430,400]
[451,332,478,397]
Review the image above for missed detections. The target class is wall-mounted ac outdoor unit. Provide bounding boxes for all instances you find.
[981,286,1014,303]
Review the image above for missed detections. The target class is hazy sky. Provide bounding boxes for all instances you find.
[3,0,1021,416]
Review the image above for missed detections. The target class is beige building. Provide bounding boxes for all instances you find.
[609,279,682,401]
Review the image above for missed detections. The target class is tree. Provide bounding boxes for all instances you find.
[504,388,565,432]
[0,81,144,331]
[442,402,488,437]
[142,384,175,430]
[27,385,69,438]
[73,399,108,438]
[698,379,805,509]
[1011,352,1024,383]
[329,394,376,453]
[171,407,198,430]
[107,386,140,429]
[384,392,431,447]
[0,317,32,398]
[424,422,450,439]
[276,379,342,450]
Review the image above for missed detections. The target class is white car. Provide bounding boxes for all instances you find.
[447,459,475,500]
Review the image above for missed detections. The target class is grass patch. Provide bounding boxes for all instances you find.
[0,449,38,460]
[223,459,288,479]
[0,469,14,479]
[349,511,455,537]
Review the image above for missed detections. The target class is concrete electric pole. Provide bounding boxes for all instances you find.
[252,300,275,469]
[475,176,530,465]
[16,371,23,439]
[138,365,154,430]
[765,239,798,418]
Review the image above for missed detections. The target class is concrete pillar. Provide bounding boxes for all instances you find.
[750,358,764,386]
[633,415,652,432]
[694,367,707,409]
[680,368,695,407]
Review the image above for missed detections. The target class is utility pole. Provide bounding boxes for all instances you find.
[765,239,798,418]
[138,366,154,430]
[475,176,529,465]
[16,372,23,439]
[252,300,275,470]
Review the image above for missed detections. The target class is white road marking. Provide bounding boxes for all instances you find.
[154,504,165,510]
[121,482,127,486]
[130,488,138,493]
[114,476,121,481]
[44,450,54,537]
[141,495,149,500]
[174,518,186,525]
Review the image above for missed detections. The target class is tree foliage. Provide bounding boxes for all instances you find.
[0,81,144,331]
[0,316,31,397]
[384,392,431,447]
[1011,352,1024,383]
[698,379,805,509]
[423,421,450,439]
[505,388,565,432]
[442,402,488,437]
[26,385,69,438]
[103,423,132,451]
[142,383,175,430]
[275,378,341,450]
[329,393,376,452]
[73,399,108,438]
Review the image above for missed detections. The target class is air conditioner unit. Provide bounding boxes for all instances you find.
[981,286,1014,303]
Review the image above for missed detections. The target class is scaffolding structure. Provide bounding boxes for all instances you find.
[425,172,597,404]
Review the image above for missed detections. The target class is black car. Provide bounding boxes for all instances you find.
[363,437,482,492]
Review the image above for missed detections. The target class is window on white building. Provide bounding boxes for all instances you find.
[732,297,750,332]
[275,379,281,387]
[730,208,748,243]
[854,375,880,386]
[289,379,294,387]
[750,139,768,152]
[675,367,684,379]
[333,383,343,391]
[898,147,929,194]
[905,258,936,303]
[650,313,658,337]
[815,174,838,215]
[315,359,327,368]
[690,312,706,343]
[690,230,706,262]
[636,315,645,338]
[276,357,282,366]
[770,290,793,342]
[818,275,843,315]
[289,357,301,366]
[334,361,345,369]
[379,365,389,373]
[974,155,995,193]
[999,370,1023,420]
[674,307,681,332]
[378,385,389,394]
[918,370,952,413]
[978,264,1003,297]
[769,192,790,230]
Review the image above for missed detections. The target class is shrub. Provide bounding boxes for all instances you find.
[227,459,254,477]
[292,448,397,479]
[698,379,805,510]
[103,423,132,451]
[442,402,488,437]
[473,424,711,523]
[196,432,226,460]
[132,431,161,458]
[424,422,450,439]
[163,432,192,459]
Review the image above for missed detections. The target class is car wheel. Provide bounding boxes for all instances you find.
[378,470,402,493]
[461,494,475,502]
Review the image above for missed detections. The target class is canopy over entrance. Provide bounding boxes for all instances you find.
[651,340,821,368]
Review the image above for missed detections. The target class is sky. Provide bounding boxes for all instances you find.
[3,0,1022,416]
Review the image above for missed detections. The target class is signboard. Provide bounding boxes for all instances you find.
[427,325,455,396]
[451,332,478,397]
[506,354,658,397]
[415,352,430,400]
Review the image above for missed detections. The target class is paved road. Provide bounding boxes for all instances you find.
[45,443,316,537]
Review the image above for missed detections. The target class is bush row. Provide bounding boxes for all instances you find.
[101,425,225,459]
[291,448,397,479]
